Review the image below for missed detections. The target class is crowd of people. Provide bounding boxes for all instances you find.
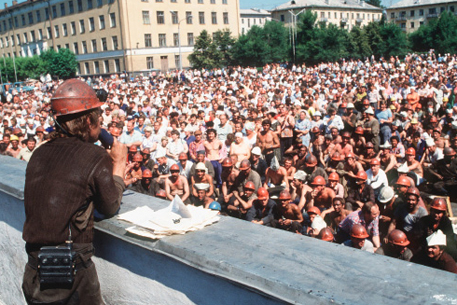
[3,52,457,274]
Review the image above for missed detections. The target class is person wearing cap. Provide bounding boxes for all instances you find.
[346,171,375,211]
[16,137,36,162]
[375,229,413,261]
[341,102,357,133]
[191,162,215,199]
[234,159,262,193]
[256,119,280,166]
[246,187,277,226]
[338,201,380,249]
[403,147,423,183]
[343,224,374,253]
[190,184,213,208]
[249,146,268,181]
[129,169,155,196]
[165,164,191,204]
[363,106,380,152]
[189,150,215,180]
[301,206,327,237]
[290,170,311,210]
[412,230,457,273]
[318,227,335,242]
[203,128,223,188]
[177,152,193,179]
[6,134,21,158]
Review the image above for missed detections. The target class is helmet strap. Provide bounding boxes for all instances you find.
[52,114,70,136]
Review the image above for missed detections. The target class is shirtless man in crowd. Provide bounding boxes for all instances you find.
[204,129,223,188]
[291,170,312,211]
[275,190,304,232]
[257,119,280,165]
[264,156,289,195]
[324,197,350,231]
[191,162,215,198]
[306,175,335,212]
[283,157,297,186]
[165,164,190,204]
[230,132,251,163]
[220,157,239,206]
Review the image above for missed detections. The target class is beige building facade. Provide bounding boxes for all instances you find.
[271,0,382,31]
[386,0,457,33]
[239,8,271,35]
[0,0,240,76]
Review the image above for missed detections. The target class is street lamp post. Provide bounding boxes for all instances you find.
[170,11,192,71]
[288,8,306,63]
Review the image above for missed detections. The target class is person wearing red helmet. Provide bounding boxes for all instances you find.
[352,126,367,156]
[375,229,413,261]
[129,169,156,196]
[404,147,423,181]
[305,175,335,212]
[327,172,344,198]
[165,163,191,204]
[220,157,239,206]
[343,152,364,188]
[246,187,277,226]
[274,190,303,232]
[22,79,128,304]
[227,181,258,218]
[366,158,388,198]
[346,171,375,211]
[358,141,377,169]
[343,224,374,253]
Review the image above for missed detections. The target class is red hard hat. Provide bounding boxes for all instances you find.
[279,190,292,200]
[244,181,256,190]
[340,102,347,109]
[355,126,364,135]
[430,198,447,212]
[332,152,344,161]
[406,186,420,197]
[311,126,320,134]
[370,158,381,166]
[36,126,45,132]
[129,145,138,153]
[156,189,167,198]
[430,117,438,123]
[142,169,153,178]
[342,131,351,138]
[405,147,415,156]
[365,142,374,148]
[388,229,410,246]
[328,172,339,181]
[345,152,355,159]
[318,228,334,242]
[356,171,368,181]
[351,224,369,239]
[133,153,143,162]
[396,176,411,187]
[170,164,180,171]
[307,206,321,215]
[51,79,104,116]
[362,99,370,105]
[257,187,269,200]
[311,175,326,186]
[221,157,233,167]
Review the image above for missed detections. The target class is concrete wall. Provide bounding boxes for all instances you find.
[1,154,457,305]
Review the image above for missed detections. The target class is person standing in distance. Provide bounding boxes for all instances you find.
[22,79,127,304]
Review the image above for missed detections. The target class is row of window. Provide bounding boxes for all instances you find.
[141,0,227,4]
[143,11,229,25]
[144,32,194,47]
[399,21,425,29]
[79,58,121,75]
[0,0,116,33]
[278,12,381,22]
[0,14,116,48]
[241,18,266,26]
[393,6,455,18]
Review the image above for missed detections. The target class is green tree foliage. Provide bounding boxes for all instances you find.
[347,26,371,59]
[377,22,409,58]
[188,29,236,69]
[40,48,78,79]
[364,21,383,57]
[261,21,290,63]
[212,29,236,67]
[366,0,382,7]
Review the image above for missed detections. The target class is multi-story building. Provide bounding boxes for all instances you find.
[271,0,382,31]
[239,8,271,35]
[386,0,456,33]
[0,0,239,76]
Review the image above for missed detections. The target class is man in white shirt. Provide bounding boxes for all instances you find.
[366,158,388,198]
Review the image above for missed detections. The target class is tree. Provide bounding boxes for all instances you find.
[366,0,382,7]
[212,29,235,67]
[347,26,371,59]
[230,26,269,67]
[188,30,220,69]
[363,21,383,58]
[377,22,410,58]
[41,48,78,79]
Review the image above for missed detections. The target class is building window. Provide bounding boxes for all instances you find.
[61,3,66,16]
[147,57,154,69]
[54,25,60,38]
[410,22,414,28]
[173,33,179,46]
[89,17,95,31]
[84,62,90,74]
[31,31,36,42]
[241,18,244,24]
[223,12,228,24]
[71,21,76,35]
[28,12,34,24]
[94,61,100,74]
[419,9,424,16]
[17,34,21,45]
[69,0,74,14]
[104,60,109,73]
[429,8,436,14]
[198,0,203,3]
[110,13,116,27]
[187,32,194,45]
[143,11,150,24]
[92,39,97,52]
[99,15,105,29]
[82,41,88,53]
[115,59,120,72]
[186,11,192,24]
[63,23,68,36]
[171,0,177,3]
[74,42,79,54]
[47,27,52,39]
[45,8,49,20]
[199,12,205,24]
[400,22,406,28]
[175,55,180,68]
[211,0,215,3]
[185,0,190,3]
[451,6,455,12]
[157,11,164,24]
[410,10,415,17]
[88,0,93,9]
[80,20,85,33]
[390,12,395,18]
[145,33,152,47]
[420,21,424,26]
[36,11,41,22]
[158,33,166,46]
[97,0,103,7]
[212,12,217,24]
[38,29,43,40]
[112,36,118,50]
[441,7,445,13]
[222,0,227,4]
[101,37,107,51]
[172,12,178,24]
[52,5,57,18]
[280,15,285,22]
[78,0,83,12]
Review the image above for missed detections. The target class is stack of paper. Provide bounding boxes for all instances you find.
[117,195,220,239]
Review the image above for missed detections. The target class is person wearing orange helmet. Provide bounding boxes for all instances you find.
[303,154,328,184]
[305,175,335,213]
[177,152,193,179]
[246,187,277,226]
[165,163,190,204]
[343,224,374,253]
[274,190,303,232]
[234,159,262,193]
[376,229,413,261]
[318,227,335,242]
[346,171,375,211]
[343,152,364,187]
[22,79,128,304]
[358,142,377,169]
[366,158,388,198]
[226,181,258,218]
[220,157,239,207]
[129,169,156,196]
[404,146,423,181]
[327,172,344,198]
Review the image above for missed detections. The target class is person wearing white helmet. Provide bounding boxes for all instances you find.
[249,146,268,182]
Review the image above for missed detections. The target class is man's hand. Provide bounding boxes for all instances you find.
[110,139,127,177]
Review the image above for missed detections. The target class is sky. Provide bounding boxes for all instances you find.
[0,0,397,13]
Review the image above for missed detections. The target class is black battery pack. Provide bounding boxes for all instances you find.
[38,244,76,285]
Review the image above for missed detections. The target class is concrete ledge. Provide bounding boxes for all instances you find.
[1,154,457,305]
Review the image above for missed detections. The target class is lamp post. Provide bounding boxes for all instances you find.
[288,8,305,63]
[170,11,192,71]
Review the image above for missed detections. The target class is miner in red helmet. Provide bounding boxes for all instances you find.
[22,79,127,304]
[246,187,277,226]
[375,229,413,261]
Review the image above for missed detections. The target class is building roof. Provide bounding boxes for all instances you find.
[388,0,454,9]
[240,8,271,15]
[272,0,382,11]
